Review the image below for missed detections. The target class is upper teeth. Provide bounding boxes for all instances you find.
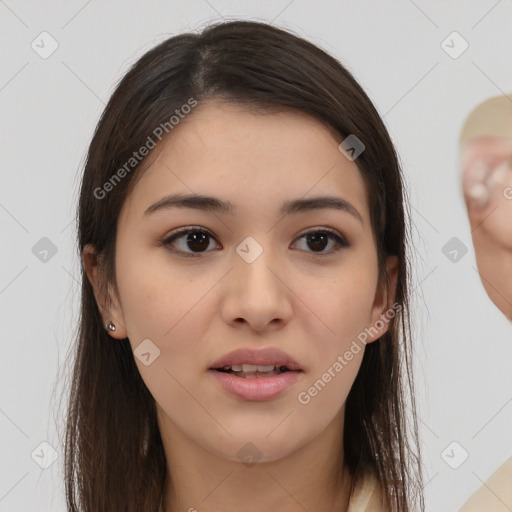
[223,364,278,372]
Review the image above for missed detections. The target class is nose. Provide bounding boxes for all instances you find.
[220,245,293,332]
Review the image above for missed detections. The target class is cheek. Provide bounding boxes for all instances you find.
[297,261,378,348]
[297,349,363,424]
[116,254,212,421]
[295,284,369,407]
[292,254,378,408]
[292,277,373,429]
[115,240,206,339]
[114,245,215,402]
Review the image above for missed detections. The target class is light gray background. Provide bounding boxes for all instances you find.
[1,1,511,511]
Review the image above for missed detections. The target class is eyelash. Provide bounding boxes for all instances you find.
[160,226,351,258]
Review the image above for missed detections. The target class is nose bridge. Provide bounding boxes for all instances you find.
[222,234,292,328]
[234,234,280,293]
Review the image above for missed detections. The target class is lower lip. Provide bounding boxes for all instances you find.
[208,369,302,401]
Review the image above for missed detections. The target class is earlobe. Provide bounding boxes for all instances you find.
[366,255,400,343]
[82,244,127,339]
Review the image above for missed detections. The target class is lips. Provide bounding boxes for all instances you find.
[209,347,302,372]
[209,369,302,400]
[208,347,303,401]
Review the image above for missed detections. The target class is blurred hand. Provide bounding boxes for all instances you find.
[460,136,512,320]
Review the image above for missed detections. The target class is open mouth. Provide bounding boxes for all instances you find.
[209,360,303,400]
[213,364,297,379]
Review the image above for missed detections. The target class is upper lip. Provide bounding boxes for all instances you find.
[209,347,302,371]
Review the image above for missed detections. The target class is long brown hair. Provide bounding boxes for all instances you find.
[61,19,423,512]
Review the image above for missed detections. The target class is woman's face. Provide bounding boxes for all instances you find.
[88,100,397,463]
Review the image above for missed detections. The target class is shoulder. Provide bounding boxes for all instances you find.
[458,456,512,511]
[348,471,390,512]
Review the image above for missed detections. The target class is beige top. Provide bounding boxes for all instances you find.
[458,456,512,511]
[348,471,388,512]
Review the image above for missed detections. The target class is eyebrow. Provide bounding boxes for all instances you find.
[144,193,363,224]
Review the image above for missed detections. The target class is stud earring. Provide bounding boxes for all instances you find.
[107,321,116,332]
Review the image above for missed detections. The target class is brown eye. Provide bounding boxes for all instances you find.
[293,228,351,256]
[162,228,220,257]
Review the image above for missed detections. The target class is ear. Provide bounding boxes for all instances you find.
[366,255,400,343]
[82,244,127,339]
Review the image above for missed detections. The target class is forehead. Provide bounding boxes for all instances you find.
[121,100,369,224]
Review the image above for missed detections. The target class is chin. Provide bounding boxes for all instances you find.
[203,424,317,466]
